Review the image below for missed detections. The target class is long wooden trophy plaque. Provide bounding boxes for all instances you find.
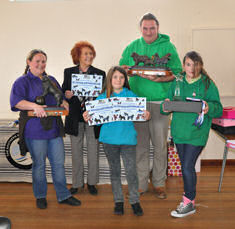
[28,107,69,117]
[127,67,172,77]
[127,52,173,78]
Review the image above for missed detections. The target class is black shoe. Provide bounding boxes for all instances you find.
[87,184,98,195]
[131,202,143,216]
[69,187,78,195]
[36,198,47,209]
[59,196,81,206]
[114,202,124,215]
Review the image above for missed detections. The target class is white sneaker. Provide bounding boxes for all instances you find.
[171,202,196,218]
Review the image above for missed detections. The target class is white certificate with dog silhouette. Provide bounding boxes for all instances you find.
[71,74,103,97]
[85,97,146,125]
[85,98,114,125]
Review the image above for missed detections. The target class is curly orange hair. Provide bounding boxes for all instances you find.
[71,41,96,65]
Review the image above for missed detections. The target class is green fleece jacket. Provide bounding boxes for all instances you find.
[119,34,182,101]
[161,74,223,146]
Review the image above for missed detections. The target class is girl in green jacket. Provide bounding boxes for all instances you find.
[161,51,223,218]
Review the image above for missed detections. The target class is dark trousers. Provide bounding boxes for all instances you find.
[103,144,139,204]
[175,144,204,200]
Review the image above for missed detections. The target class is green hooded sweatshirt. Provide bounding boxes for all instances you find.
[160,74,223,146]
[119,34,182,101]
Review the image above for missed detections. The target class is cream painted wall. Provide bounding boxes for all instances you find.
[0,0,235,159]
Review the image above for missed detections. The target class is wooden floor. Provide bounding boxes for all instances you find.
[1,165,235,229]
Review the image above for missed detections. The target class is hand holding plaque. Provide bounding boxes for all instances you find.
[28,75,68,117]
[127,52,172,78]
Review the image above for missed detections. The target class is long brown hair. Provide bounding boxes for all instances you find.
[101,66,130,98]
[24,49,47,75]
[183,51,213,90]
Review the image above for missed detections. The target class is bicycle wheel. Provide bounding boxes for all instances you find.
[5,133,32,170]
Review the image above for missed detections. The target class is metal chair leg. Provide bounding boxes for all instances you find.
[218,144,228,192]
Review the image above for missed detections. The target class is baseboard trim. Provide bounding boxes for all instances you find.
[201,159,235,166]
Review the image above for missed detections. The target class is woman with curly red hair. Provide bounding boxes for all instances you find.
[62,41,106,196]
[70,41,96,65]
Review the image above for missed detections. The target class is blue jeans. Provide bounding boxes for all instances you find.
[25,137,71,202]
[175,144,203,200]
[103,144,139,204]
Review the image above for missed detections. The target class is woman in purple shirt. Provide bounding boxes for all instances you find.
[10,49,81,209]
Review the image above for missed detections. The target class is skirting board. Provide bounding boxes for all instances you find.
[201,159,235,166]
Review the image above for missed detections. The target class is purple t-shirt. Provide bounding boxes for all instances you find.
[10,71,61,139]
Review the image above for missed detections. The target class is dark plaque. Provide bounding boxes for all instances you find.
[127,52,172,78]
[163,101,202,113]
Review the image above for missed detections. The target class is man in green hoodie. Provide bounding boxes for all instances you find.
[119,13,182,199]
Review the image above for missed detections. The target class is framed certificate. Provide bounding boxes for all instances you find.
[71,74,103,97]
[85,97,146,125]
